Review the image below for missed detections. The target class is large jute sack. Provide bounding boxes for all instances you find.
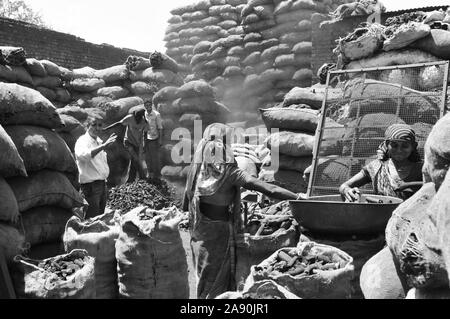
[261,44,291,61]
[0,83,63,129]
[5,125,77,174]
[129,67,182,85]
[35,86,56,101]
[55,88,71,103]
[0,177,19,223]
[292,69,313,83]
[235,217,299,290]
[280,31,311,44]
[344,79,440,124]
[64,210,121,299]
[0,124,27,178]
[11,249,95,299]
[360,246,407,299]
[94,65,129,83]
[161,166,184,178]
[7,169,86,212]
[383,22,430,51]
[336,24,385,61]
[56,106,105,124]
[411,29,450,59]
[260,107,319,133]
[32,76,61,89]
[385,183,436,280]
[102,97,144,122]
[264,154,313,173]
[149,51,180,74]
[0,65,33,84]
[244,243,355,299]
[21,206,74,247]
[303,158,351,187]
[129,81,158,96]
[116,206,189,299]
[69,78,106,93]
[0,223,26,262]
[293,41,312,55]
[24,58,47,77]
[345,49,440,70]
[266,131,314,157]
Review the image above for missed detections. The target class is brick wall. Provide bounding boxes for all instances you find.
[311,6,449,82]
[0,17,149,69]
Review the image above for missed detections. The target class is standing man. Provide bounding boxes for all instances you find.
[103,106,149,181]
[144,100,163,179]
[74,116,117,219]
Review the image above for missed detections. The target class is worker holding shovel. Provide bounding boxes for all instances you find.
[103,106,148,181]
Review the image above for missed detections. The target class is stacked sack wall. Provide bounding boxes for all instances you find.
[164,0,352,125]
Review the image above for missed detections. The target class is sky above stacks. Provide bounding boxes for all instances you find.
[22,0,449,52]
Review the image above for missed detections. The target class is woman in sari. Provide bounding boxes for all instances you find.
[183,123,300,299]
[339,123,423,202]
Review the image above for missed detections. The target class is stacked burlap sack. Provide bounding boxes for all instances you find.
[244,241,355,298]
[0,82,86,268]
[165,0,247,79]
[334,8,450,90]
[10,249,96,299]
[358,114,450,299]
[0,46,72,108]
[115,206,189,299]
[63,210,121,299]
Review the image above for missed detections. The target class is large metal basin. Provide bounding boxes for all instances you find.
[289,195,403,235]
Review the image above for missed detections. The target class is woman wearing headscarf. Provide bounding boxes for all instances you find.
[183,123,301,299]
[339,123,423,202]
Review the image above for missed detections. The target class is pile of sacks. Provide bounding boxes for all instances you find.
[257,88,335,193]
[164,0,351,124]
[9,205,189,299]
[154,80,231,179]
[334,8,450,90]
[0,82,86,266]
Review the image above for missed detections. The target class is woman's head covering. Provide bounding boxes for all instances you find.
[377,123,420,161]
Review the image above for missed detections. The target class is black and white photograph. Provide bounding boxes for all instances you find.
[0,0,450,307]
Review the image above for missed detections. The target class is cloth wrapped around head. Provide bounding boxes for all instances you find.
[377,123,420,162]
[184,123,236,204]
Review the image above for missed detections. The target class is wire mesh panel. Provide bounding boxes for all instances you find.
[308,61,449,197]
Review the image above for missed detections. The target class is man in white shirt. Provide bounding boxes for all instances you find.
[74,116,117,218]
[144,101,163,179]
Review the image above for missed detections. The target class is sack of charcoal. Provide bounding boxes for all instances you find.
[11,249,95,299]
[64,210,122,299]
[216,279,300,299]
[115,206,189,299]
[244,242,355,299]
